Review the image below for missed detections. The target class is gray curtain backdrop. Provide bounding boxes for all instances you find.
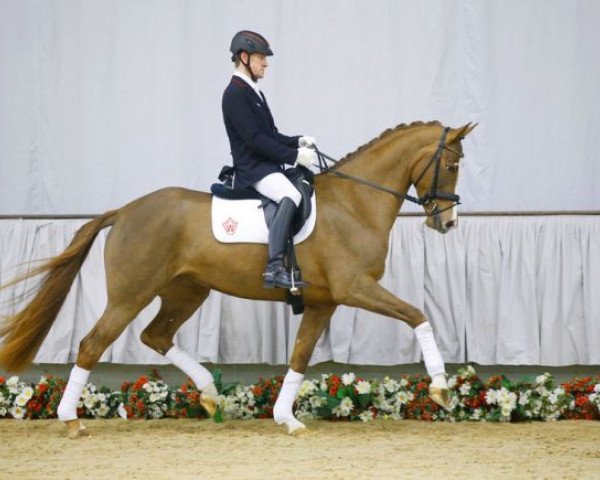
[1,1,599,367]
[1,216,598,366]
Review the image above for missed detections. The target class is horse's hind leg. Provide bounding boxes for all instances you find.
[140,277,217,415]
[58,299,153,438]
[274,304,336,434]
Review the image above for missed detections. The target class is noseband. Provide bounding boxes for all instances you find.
[314,127,461,216]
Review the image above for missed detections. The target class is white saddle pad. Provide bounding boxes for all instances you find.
[211,193,317,244]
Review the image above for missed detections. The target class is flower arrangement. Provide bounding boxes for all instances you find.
[0,368,599,423]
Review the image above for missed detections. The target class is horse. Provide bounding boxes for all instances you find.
[0,120,475,437]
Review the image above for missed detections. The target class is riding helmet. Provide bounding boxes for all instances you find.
[230,30,273,61]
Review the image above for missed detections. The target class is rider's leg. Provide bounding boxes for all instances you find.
[253,173,307,289]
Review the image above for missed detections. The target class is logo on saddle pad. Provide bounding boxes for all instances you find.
[222,217,238,235]
[211,195,317,244]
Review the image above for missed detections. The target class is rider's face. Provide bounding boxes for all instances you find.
[247,53,268,79]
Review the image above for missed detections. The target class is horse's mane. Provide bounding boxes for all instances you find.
[331,120,443,170]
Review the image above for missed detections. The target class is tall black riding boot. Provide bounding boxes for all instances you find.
[263,197,309,290]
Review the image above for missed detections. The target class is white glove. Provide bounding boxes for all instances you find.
[296,147,317,168]
[298,136,316,148]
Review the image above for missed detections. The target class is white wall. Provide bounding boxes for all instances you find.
[1,0,599,214]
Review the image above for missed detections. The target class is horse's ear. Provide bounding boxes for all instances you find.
[448,122,477,143]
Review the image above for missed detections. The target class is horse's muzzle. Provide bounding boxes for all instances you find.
[427,209,458,234]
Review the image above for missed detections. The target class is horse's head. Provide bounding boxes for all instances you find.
[411,123,476,234]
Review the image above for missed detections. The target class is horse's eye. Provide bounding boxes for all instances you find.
[446,164,459,173]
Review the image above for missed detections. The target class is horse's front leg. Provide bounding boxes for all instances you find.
[274,304,336,435]
[337,276,450,409]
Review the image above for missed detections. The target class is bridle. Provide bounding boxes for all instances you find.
[314,126,462,216]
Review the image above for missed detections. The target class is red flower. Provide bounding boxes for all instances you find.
[416,382,428,392]
[252,386,264,396]
[329,385,338,396]
[187,391,200,403]
[133,376,149,391]
[0,376,5,385]
[37,383,48,394]
[575,396,589,407]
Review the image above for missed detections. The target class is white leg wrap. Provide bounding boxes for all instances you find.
[273,369,305,433]
[414,322,446,378]
[57,365,90,421]
[165,346,213,390]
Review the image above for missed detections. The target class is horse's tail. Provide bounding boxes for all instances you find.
[0,210,118,372]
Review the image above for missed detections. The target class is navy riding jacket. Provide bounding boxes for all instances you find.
[222,76,300,189]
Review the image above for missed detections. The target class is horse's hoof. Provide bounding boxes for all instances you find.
[429,386,451,410]
[64,419,90,439]
[200,395,218,418]
[275,416,306,435]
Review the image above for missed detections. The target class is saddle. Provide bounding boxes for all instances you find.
[210,166,315,314]
[210,166,314,235]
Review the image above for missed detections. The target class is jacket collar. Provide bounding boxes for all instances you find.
[231,75,266,105]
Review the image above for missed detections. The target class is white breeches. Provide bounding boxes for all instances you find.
[253,172,301,207]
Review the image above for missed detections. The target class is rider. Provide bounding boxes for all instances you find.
[222,30,317,290]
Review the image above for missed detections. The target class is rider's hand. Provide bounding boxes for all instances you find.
[296,147,318,168]
[298,136,316,148]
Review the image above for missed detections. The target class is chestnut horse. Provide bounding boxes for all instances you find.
[0,121,475,436]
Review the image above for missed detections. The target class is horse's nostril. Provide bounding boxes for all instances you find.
[445,219,457,229]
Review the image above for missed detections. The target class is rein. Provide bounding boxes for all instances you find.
[313,127,460,216]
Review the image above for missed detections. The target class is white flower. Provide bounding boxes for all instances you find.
[15,394,29,407]
[143,383,152,392]
[117,403,128,420]
[399,378,409,387]
[471,408,482,420]
[467,365,476,376]
[333,397,354,417]
[485,389,498,405]
[395,391,413,405]
[10,405,25,419]
[497,388,517,408]
[97,404,110,417]
[83,395,97,409]
[6,377,18,387]
[447,376,457,389]
[383,377,400,393]
[309,396,326,409]
[359,409,375,422]
[535,374,548,385]
[0,407,6,417]
[518,392,530,406]
[501,403,514,417]
[459,383,471,396]
[149,393,159,403]
[298,380,317,398]
[356,380,371,395]
[342,373,356,386]
[594,384,600,394]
